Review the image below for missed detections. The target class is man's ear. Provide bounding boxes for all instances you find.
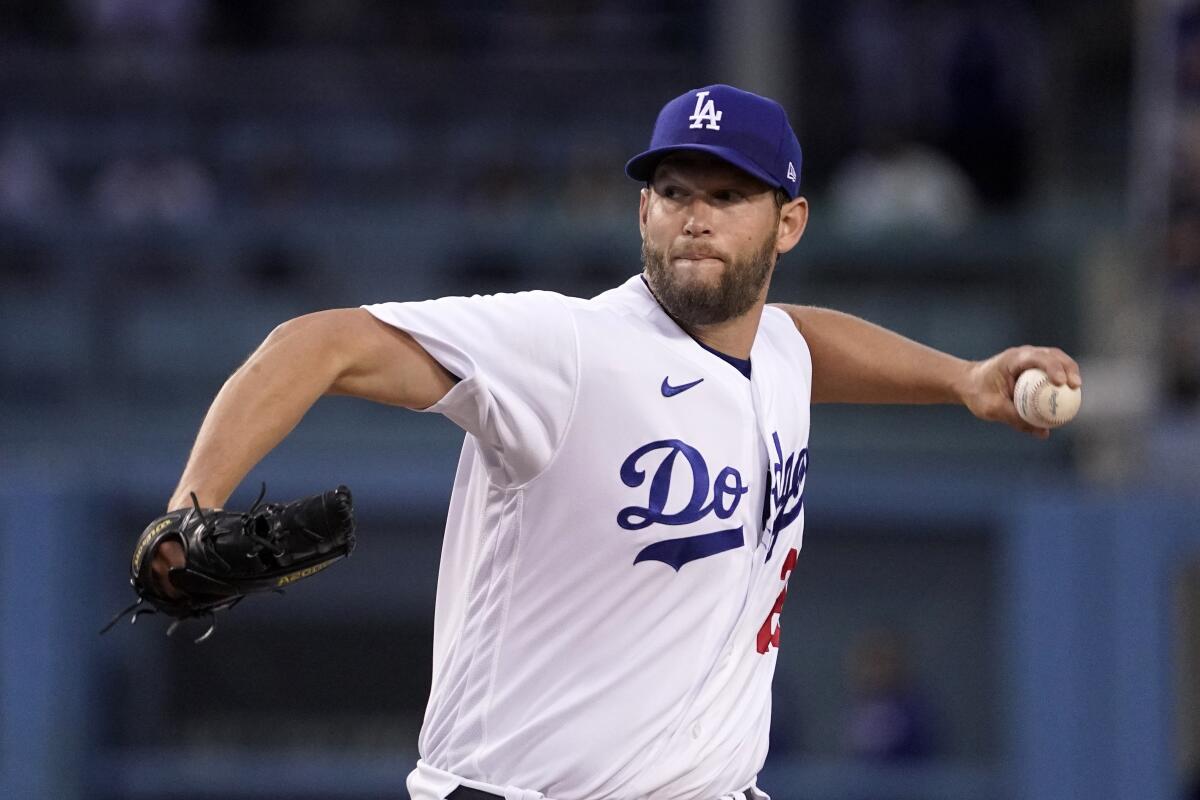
[639,187,650,238]
[776,196,809,255]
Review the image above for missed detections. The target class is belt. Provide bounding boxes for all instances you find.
[447,788,505,800]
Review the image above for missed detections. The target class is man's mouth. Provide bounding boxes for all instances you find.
[671,250,724,262]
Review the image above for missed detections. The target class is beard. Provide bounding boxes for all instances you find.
[641,233,777,327]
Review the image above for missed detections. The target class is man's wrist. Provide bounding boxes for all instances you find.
[167,485,228,513]
[947,358,977,406]
[167,492,195,513]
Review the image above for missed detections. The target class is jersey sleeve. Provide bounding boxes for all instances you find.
[361,291,578,486]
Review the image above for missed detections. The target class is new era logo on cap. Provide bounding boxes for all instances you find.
[625,84,803,198]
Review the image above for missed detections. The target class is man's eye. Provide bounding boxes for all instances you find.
[714,190,743,202]
[660,186,682,199]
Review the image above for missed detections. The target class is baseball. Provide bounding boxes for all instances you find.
[1013,368,1082,428]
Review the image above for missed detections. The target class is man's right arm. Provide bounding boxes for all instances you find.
[166,308,458,512]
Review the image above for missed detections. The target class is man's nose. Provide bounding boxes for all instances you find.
[682,199,714,236]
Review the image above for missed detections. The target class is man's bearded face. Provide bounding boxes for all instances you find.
[641,229,777,327]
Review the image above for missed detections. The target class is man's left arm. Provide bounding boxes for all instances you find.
[772,304,1083,439]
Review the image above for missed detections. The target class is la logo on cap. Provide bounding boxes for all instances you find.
[787,162,796,182]
[688,90,722,131]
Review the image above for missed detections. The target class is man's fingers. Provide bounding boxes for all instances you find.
[986,392,1051,439]
[1000,405,1050,439]
[968,346,1073,440]
[1007,346,1082,389]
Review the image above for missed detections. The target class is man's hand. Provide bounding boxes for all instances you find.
[104,487,356,641]
[957,346,1083,439]
[150,539,186,599]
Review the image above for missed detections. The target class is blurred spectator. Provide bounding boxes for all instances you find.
[71,0,209,84]
[207,0,415,47]
[250,146,311,212]
[940,2,1042,206]
[91,158,152,225]
[828,140,979,236]
[1175,110,1200,207]
[1165,212,1200,406]
[0,134,62,222]
[71,0,208,44]
[561,135,628,220]
[242,242,311,293]
[1,0,73,42]
[1168,310,1200,408]
[156,157,218,223]
[464,161,533,218]
[450,246,525,295]
[1168,16,1200,411]
[838,0,1043,207]
[0,237,54,290]
[839,0,922,143]
[842,630,934,761]
[91,157,216,226]
[1180,8,1200,99]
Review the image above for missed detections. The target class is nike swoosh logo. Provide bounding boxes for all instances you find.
[661,377,704,397]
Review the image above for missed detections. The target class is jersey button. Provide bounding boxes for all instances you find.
[690,721,703,739]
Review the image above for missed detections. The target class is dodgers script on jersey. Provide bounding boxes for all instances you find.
[363,275,811,800]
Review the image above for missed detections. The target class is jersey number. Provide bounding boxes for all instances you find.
[756,547,798,654]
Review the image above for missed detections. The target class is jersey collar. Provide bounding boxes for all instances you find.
[635,275,752,379]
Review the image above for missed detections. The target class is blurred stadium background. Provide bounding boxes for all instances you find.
[1,1,1198,798]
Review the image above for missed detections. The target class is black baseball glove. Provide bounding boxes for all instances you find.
[102,484,356,642]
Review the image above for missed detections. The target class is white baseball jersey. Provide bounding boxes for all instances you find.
[363,274,811,800]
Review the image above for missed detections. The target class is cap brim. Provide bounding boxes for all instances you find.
[624,144,781,192]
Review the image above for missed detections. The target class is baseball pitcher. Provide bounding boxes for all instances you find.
[118,85,1082,800]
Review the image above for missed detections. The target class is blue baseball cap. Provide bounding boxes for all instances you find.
[625,84,803,198]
